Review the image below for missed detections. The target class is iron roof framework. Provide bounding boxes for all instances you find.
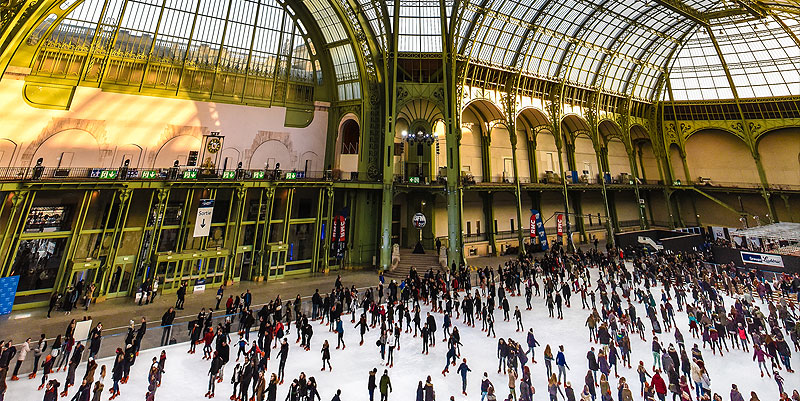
[337,0,800,103]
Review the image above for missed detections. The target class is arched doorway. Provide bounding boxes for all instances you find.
[335,118,360,177]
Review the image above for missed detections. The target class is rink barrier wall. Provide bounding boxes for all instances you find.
[11,283,376,376]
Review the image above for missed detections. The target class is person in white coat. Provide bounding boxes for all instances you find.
[11,338,30,381]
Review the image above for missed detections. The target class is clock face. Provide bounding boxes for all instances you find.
[206,138,221,154]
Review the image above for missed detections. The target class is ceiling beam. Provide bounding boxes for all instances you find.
[653,0,709,25]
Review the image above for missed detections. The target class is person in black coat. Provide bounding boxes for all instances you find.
[206,352,222,398]
[161,308,176,346]
[217,339,230,382]
[176,282,187,310]
[88,324,102,359]
[110,349,124,400]
[239,359,254,401]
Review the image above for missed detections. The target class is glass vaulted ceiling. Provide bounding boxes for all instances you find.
[344,0,800,103]
[666,12,800,101]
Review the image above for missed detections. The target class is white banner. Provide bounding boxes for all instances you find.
[193,199,215,237]
[74,319,93,342]
[741,251,784,268]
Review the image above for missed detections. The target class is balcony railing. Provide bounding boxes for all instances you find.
[464,233,488,243]
[0,167,377,183]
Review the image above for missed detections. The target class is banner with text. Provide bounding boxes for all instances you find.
[531,210,549,251]
[556,213,564,238]
[741,251,784,268]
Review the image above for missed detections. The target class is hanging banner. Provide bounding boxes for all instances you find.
[0,276,19,315]
[531,210,549,251]
[556,213,564,238]
[331,218,339,243]
[337,216,346,242]
[529,213,536,238]
[193,199,215,237]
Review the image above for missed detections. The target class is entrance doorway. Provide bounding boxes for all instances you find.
[105,255,135,298]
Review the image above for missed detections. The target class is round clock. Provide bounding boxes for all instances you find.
[206,138,221,154]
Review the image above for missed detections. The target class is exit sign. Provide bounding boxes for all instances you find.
[222,170,236,179]
[182,170,198,179]
[409,177,420,184]
[99,170,118,179]
[141,170,159,179]
[252,171,265,179]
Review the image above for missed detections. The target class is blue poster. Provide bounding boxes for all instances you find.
[531,210,549,251]
[0,276,20,315]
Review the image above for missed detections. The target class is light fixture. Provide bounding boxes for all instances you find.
[405,128,435,145]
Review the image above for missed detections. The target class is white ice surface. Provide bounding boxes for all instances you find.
[6,267,799,400]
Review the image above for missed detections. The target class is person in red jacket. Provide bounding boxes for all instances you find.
[202,329,215,360]
[652,370,667,401]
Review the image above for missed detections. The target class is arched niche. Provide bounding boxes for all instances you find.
[460,107,484,179]
[573,134,598,179]
[299,151,320,173]
[685,129,759,185]
[111,144,143,169]
[534,129,560,179]
[489,123,513,182]
[249,140,292,171]
[335,117,360,175]
[153,135,201,168]
[432,120,446,172]
[32,129,100,168]
[757,128,800,186]
[219,148,241,171]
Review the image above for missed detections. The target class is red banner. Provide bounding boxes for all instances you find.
[556,213,564,237]
[530,214,536,238]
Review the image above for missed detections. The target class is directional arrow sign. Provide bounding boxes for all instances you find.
[193,199,215,237]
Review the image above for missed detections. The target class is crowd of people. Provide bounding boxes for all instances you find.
[2,239,799,401]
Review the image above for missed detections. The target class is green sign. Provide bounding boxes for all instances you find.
[409,177,420,184]
[252,171,265,179]
[141,170,159,179]
[182,170,198,179]
[99,170,118,179]
[222,170,236,179]
[285,172,297,179]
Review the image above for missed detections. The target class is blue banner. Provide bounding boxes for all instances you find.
[0,276,20,315]
[531,210,549,251]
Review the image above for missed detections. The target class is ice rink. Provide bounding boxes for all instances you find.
[6,266,799,400]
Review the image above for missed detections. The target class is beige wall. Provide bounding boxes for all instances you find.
[574,136,598,178]
[489,126,513,182]
[636,141,661,182]
[669,144,686,182]
[684,129,760,185]
[606,139,629,178]
[460,110,483,177]
[0,79,328,170]
[758,128,800,186]
[536,131,562,178]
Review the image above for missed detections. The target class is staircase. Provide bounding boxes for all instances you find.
[385,248,445,279]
